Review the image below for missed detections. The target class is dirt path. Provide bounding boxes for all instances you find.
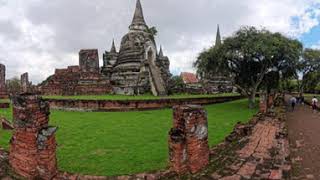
[287,101,320,179]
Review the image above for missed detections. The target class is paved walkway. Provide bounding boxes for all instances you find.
[287,103,320,179]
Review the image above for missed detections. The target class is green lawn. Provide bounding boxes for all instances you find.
[43,93,239,100]
[0,99,9,103]
[0,99,257,176]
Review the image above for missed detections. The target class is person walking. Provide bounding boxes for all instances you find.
[312,96,318,113]
[290,96,297,111]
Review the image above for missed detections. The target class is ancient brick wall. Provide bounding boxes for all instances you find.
[39,64,112,96]
[169,105,209,174]
[9,94,58,179]
[46,95,244,112]
[0,102,9,109]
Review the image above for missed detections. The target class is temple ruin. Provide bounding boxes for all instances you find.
[39,0,171,96]
[102,0,171,96]
[200,26,234,93]
[20,72,29,93]
[39,49,112,95]
[0,63,7,98]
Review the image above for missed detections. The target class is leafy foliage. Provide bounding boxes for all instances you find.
[195,26,302,108]
[298,48,320,93]
[147,26,158,37]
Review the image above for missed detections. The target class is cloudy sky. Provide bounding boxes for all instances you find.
[0,0,319,84]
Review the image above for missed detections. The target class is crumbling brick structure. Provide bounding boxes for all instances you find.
[9,93,58,179]
[169,105,209,174]
[267,93,275,109]
[39,50,112,96]
[0,63,8,98]
[79,49,99,73]
[259,93,268,113]
[21,72,29,93]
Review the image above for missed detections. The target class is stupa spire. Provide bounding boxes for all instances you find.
[159,46,164,57]
[130,0,148,30]
[110,39,116,53]
[215,25,221,47]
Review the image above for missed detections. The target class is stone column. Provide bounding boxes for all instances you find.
[20,72,29,93]
[9,94,58,179]
[0,64,7,98]
[259,92,268,113]
[169,105,209,174]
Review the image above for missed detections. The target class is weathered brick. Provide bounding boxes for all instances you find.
[9,93,58,179]
[169,105,209,174]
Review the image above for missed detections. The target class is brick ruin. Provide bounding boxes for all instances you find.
[0,94,294,179]
[38,0,171,97]
[20,72,29,93]
[4,94,210,179]
[169,105,210,174]
[39,49,112,96]
[0,63,8,98]
[259,92,277,113]
[9,94,58,179]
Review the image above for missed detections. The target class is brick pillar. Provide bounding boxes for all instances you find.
[0,63,7,98]
[9,93,58,179]
[267,93,274,108]
[169,105,209,174]
[169,129,187,174]
[20,72,29,93]
[259,92,267,113]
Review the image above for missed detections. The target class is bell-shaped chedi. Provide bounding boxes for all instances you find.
[108,0,171,96]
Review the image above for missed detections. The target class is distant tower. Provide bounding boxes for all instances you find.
[110,39,117,54]
[102,39,119,78]
[215,25,221,47]
[159,45,164,57]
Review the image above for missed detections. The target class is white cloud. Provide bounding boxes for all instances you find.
[0,0,319,83]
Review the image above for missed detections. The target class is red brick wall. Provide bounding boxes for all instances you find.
[46,95,244,112]
[169,105,209,174]
[40,70,112,96]
[9,94,58,179]
[0,102,9,109]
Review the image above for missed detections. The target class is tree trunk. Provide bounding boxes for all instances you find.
[248,92,256,109]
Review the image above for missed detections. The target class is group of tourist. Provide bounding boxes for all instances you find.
[290,94,318,113]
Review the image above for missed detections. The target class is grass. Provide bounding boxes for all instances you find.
[0,99,9,103]
[0,99,257,176]
[43,93,239,100]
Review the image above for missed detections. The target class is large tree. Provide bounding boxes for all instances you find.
[297,48,320,93]
[195,26,302,108]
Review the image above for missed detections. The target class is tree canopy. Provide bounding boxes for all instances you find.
[195,26,303,108]
[297,48,320,93]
